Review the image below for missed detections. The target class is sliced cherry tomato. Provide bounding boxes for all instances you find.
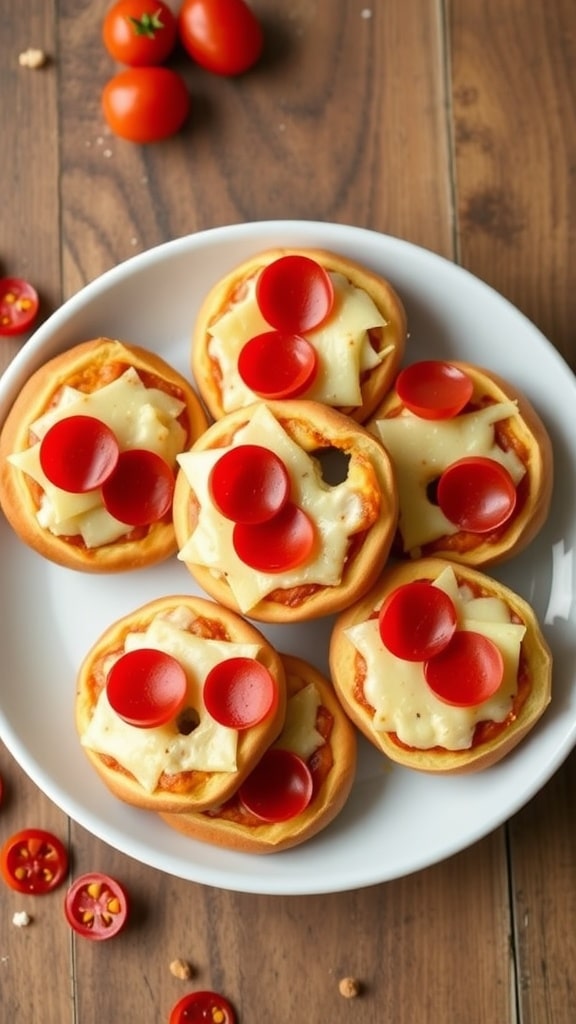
[424,630,504,706]
[209,444,290,524]
[203,657,277,729]
[39,415,120,493]
[437,456,517,532]
[395,360,474,419]
[102,67,190,143]
[0,277,39,336]
[101,448,175,525]
[378,581,458,662]
[178,0,263,76]
[102,0,177,66]
[64,873,129,940]
[255,255,335,334]
[239,748,313,822]
[0,828,68,894]
[169,990,237,1024]
[232,501,315,573]
[106,648,188,727]
[238,331,318,399]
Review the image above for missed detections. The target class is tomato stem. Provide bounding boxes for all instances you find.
[128,11,165,38]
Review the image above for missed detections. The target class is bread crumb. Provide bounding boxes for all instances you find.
[18,48,47,69]
[169,958,193,980]
[12,911,31,928]
[338,976,361,998]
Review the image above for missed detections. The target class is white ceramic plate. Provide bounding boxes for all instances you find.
[1,221,575,895]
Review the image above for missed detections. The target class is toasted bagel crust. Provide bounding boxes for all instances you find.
[173,399,399,622]
[329,557,552,774]
[75,595,287,813]
[191,247,407,423]
[369,360,553,567]
[160,653,357,853]
[0,338,209,572]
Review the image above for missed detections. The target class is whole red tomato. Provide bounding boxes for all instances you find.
[103,0,177,66]
[102,67,190,142]
[178,0,263,76]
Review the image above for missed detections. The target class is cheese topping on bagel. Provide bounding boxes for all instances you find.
[374,401,526,552]
[345,566,526,750]
[208,272,390,411]
[177,405,377,613]
[81,607,263,792]
[273,683,324,760]
[8,368,186,547]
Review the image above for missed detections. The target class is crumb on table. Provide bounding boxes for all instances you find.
[169,958,193,980]
[338,976,362,998]
[18,48,47,68]
[12,911,31,928]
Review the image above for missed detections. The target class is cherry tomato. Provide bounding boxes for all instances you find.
[0,277,39,336]
[101,448,175,525]
[169,991,237,1024]
[437,456,517,532]
[64,873,129,940]
[102,67,190,142]
[238,331,318,399]
[209,445,290,524]
[203,657,278,729]
[395,360,474,420]
[39,415,120,493]
[0,829,68,894]
[239,748,313,822]
[232,501,315,573]
[378,581,457,662]
[103,0,177,66]
[424,630,504,706]
[256,255,334,334]
[106,648,188,727]
[178,0,263,76]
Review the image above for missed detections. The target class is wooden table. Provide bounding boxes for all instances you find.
[1,2,575,1021]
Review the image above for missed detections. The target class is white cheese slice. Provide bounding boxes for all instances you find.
[374,402,526,552]
[81,611,264,792]
[208,272,388,411]
[345,566,526,750]
[275,683,324,761]
[177,405,368,612]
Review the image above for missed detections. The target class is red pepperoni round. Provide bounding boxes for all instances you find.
[424,630,504,706]
[232,501,315,573]
[255,255,334,333]
[39,415,120,493]
[239,748,313,822]
[395,360,474,419]
[106,648,187,728]
[101,448,174,525]
[203,657,278,729]
[378,581,458,661]
[238,330,318,399]
[437,456,517,532]
[209,445,290,524]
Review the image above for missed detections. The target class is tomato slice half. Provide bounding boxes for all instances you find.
[395,360,474,419]
[209,445,290,524]
[101,448,175,525]
[39,415,120,493]
[437,456,517,532]
[106,648,188,728]
[378,581,458,661]
[0,276,39,336]
[169,991,237,1024]
[0,828,69,894]
[232,502,315,572]
[255,255,334,333]
[424,630,504,706]
[64,873,129,940]
[203,657,278,729]
[239,748,313,822]
[238,330,318,399]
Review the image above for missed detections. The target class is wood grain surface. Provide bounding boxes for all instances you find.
[1,2,574,1022]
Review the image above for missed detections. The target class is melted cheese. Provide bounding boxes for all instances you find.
[345,566,526,750]
[275,683,324,760]
[208,272,389,411]
[374,402,526,552]
[8,368,186,547]
[81,611,264,792]
[177,405,372,612]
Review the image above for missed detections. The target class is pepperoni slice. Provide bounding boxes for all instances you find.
[255,255,334,333]
[203,657,277,729]
[0,276,39,336]
[169,991,237,1024]
[106,648,187,728]
[437,456,517,533]
[378,581,458,661]
[424,630,504,706]
[101,448,175,525]
[232,501,315,573]
[39,415,120,493]
[209,445,290,524]
[395,360,474,419]
[238,330,318,399]
[239,748,313,822]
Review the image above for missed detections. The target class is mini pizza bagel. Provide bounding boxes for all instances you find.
[369,359,553,567]
[0,338,208,572]
[191,247,407,423]
[329,557,552,774]
[75,595,287,813]
[160,654,357,853]
[173,399,399,622]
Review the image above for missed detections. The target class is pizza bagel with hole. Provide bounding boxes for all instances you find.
[75,595,287,813]
[329,557,552,774]
[369,359,553,567]
[172,399,399,622]
[191,248,407,423]
[0,338,208,571]
[160,653,357,853]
